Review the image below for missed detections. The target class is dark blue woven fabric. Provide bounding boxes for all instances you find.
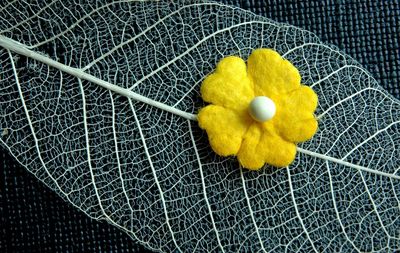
[1,1,399,252]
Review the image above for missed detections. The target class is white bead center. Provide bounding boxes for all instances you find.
[248,96,276,122]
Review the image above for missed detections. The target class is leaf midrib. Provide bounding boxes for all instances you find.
[1,35,398,180]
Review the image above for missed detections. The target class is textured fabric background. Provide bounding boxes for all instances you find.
[1,1,399,252]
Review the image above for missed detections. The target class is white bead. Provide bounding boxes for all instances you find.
[248,96,276,122]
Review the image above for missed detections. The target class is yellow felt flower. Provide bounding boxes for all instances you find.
[198,49,318,170]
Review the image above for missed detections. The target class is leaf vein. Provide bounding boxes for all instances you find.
[128,98,182,253]
[188,120,226,253]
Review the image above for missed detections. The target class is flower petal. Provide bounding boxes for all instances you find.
[237,123,297,170]
[275,85,318,142]
[237,124,265,169]
[258,130,297,167]
[201,56,254,111]
[247,49,301,98]
[198,105,252,156]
